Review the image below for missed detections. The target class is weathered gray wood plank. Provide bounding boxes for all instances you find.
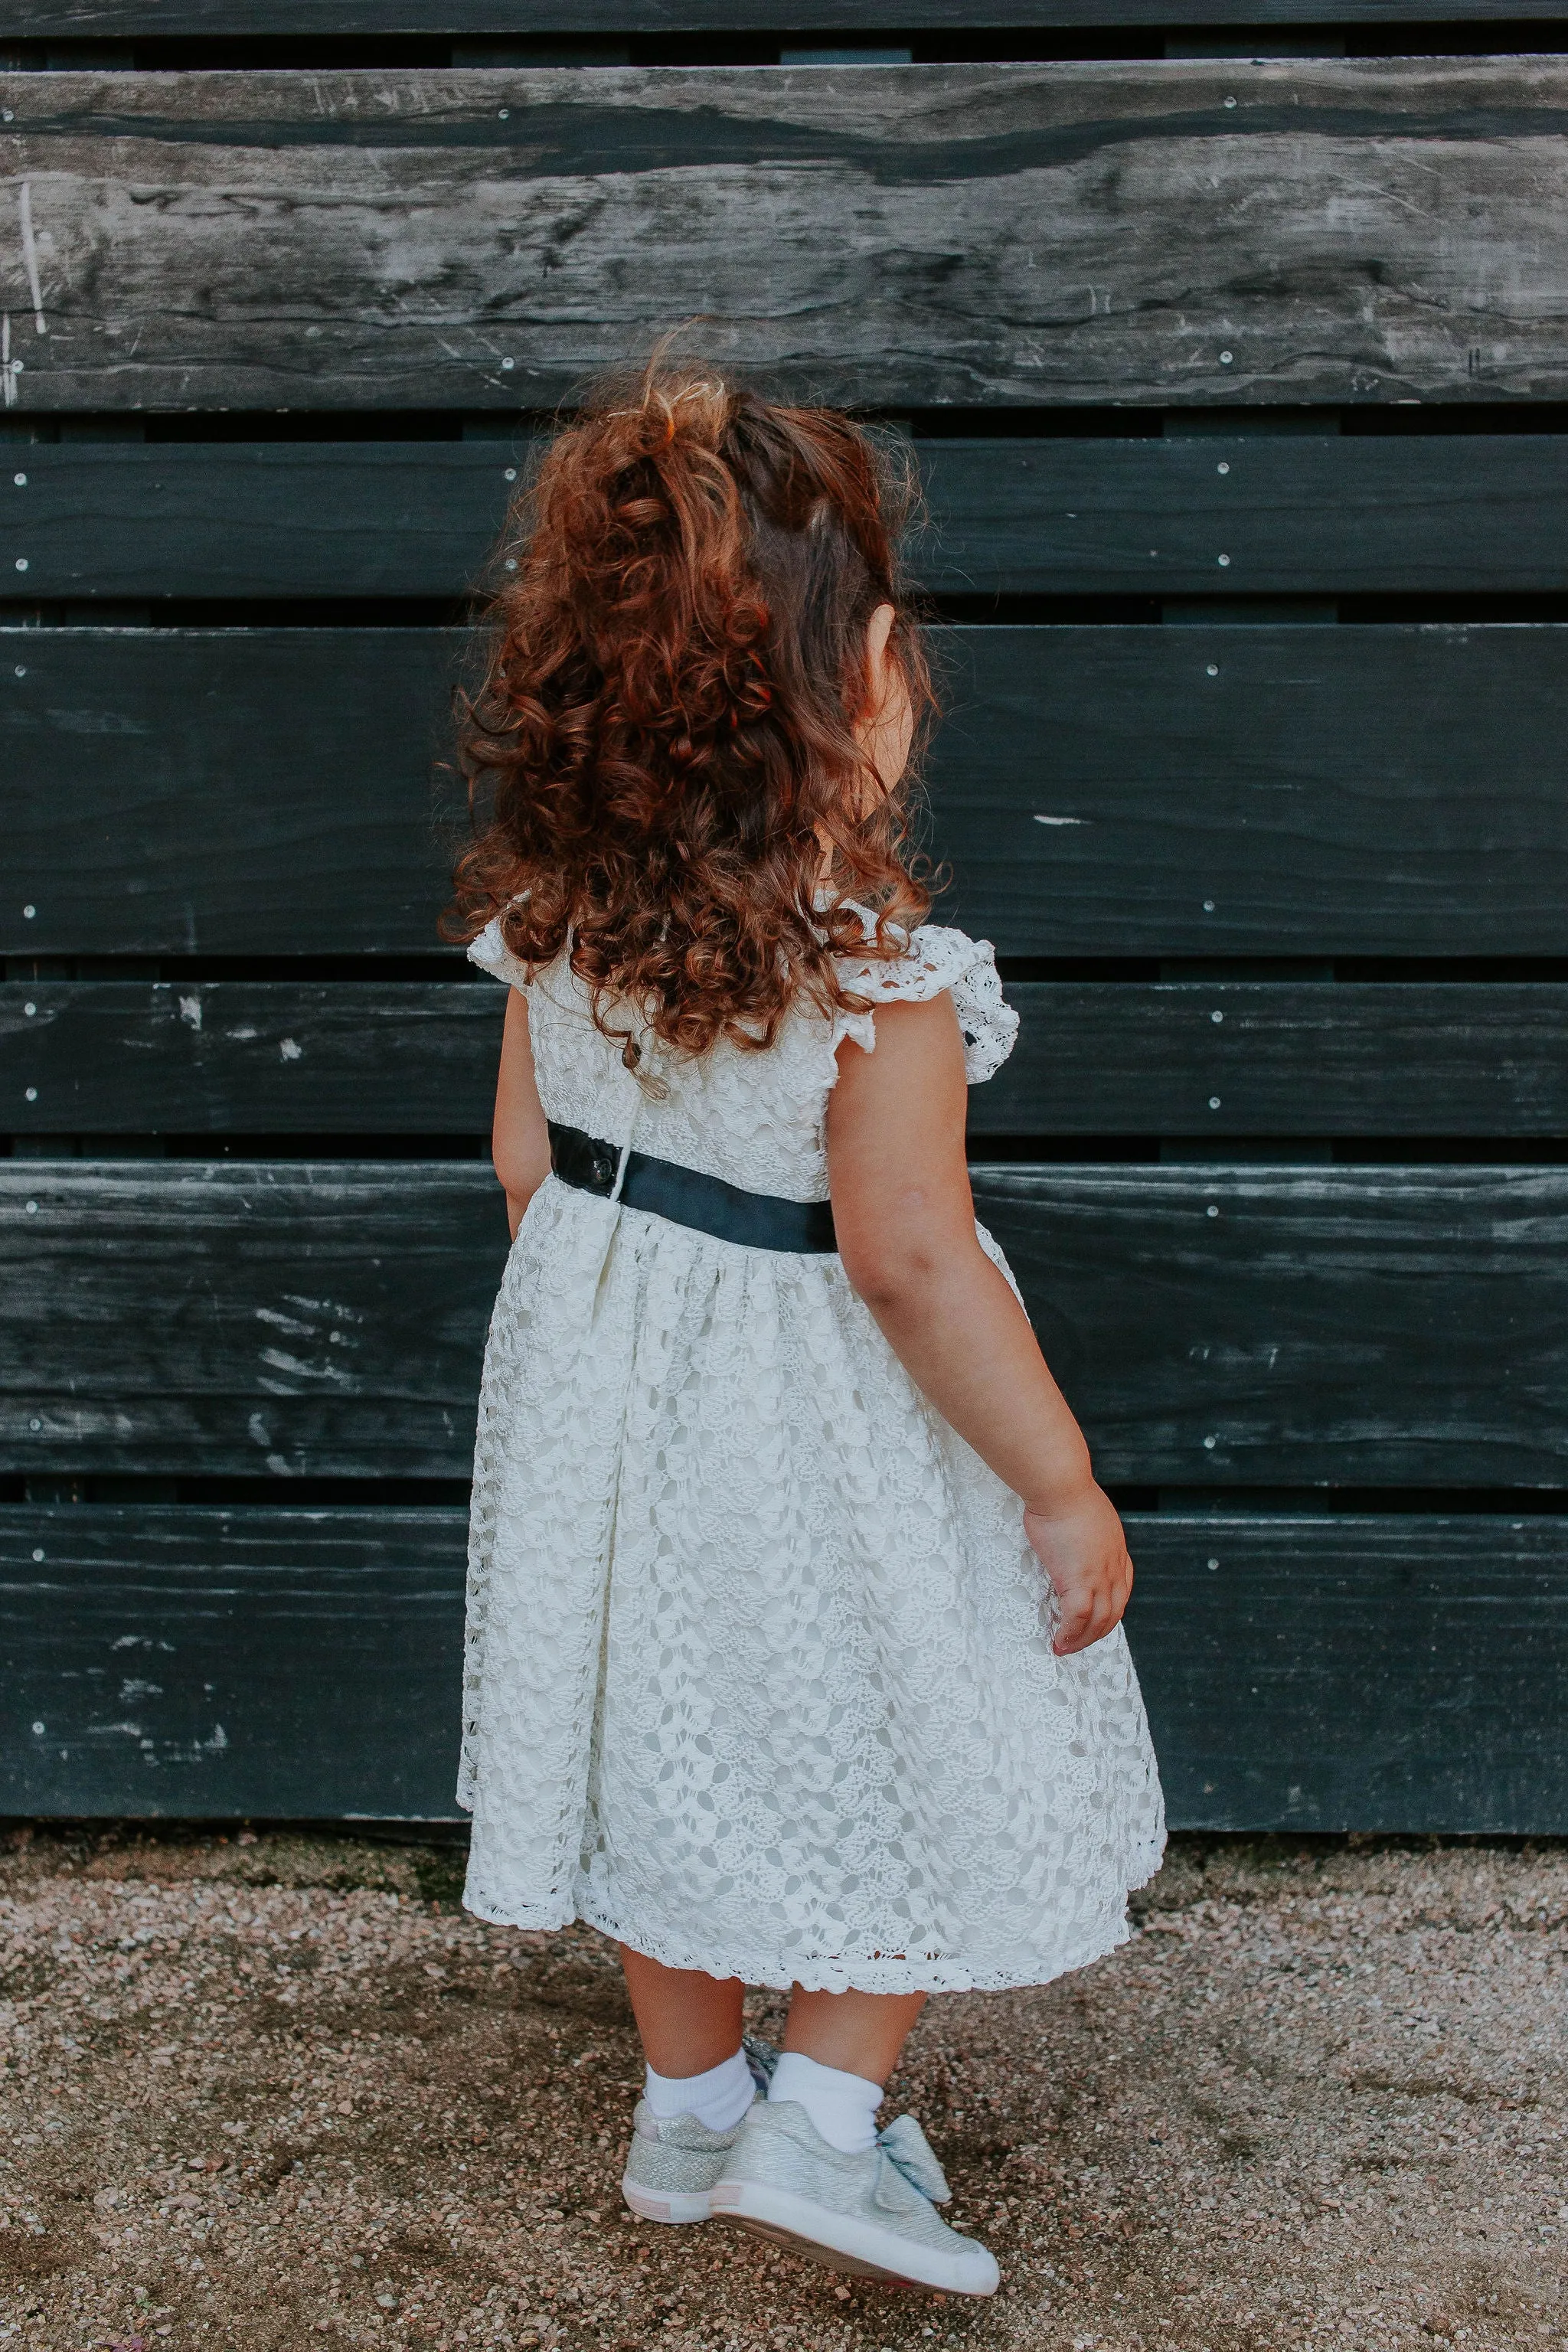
[2,61,1567,409]
[18,435,1568,599]
[6,1504,1564,1829]
[11,979,1568,1138]
[7,3,1568,31]
[11,624,1568,959]
[5,1162,1568,1486]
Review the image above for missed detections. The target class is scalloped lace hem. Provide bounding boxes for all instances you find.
[458,1860,1167,1994]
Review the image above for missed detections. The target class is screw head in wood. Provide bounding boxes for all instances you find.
[22,903,36,917]
[1205,664,1218,677]
[24,1086,37,1102]
[1220,351,1234,364]
[12,472,24,485]
[1217,462,1230,475]
[1208,1096,1220,1109]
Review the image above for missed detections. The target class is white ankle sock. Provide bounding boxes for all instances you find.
[642,2047,756,2134]
[767,2050,883,2154]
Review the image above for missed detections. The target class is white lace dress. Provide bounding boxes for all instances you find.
[458,918,1165,1993]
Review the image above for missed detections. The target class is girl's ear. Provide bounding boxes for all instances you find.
[865,601,897,682]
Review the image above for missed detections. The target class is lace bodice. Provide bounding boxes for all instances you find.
[467,915,1020,1204]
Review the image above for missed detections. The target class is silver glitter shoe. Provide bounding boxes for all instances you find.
[619,2036,776,2226]
[710,2099,1000,2295]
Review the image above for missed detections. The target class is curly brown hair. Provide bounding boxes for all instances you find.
[443,355,936,1063]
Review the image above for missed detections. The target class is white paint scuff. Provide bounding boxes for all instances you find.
[18,182,45,335]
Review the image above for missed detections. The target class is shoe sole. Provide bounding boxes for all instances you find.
[620,2173,714,2226]
[710,2180,998,2295]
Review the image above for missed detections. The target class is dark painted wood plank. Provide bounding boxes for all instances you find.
[20,436,1568,599]
[0,1504,465,1818]
[979,983,1568,1138]
[11,978,1568,1138]
[1124,1514,1568,1834]
[0,981,505,1135]
[920,435,1568,598]
[8,4,1568,31]
[11,624,1568,959]
[934,625,1568,956]
[2,629,462,958]
[2,63,1566,410]
[0,1163,511,1479]
[970,1165,1568,1488]
[5,1162,1568,1486]
[6,1504,1564,1830]
[2,444,526,602]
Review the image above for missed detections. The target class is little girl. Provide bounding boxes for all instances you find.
[447,361,1165,2297]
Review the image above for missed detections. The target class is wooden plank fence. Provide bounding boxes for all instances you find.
[3,2,1566,1831]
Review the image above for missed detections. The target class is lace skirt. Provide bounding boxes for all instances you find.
[457,1174,1166,1995]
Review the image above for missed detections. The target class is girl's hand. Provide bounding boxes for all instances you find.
[1024,1485,1134,1657]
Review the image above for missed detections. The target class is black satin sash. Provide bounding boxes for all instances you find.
[547,1120,838,1256]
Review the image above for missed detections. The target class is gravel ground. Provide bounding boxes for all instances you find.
[1,1826,1563,2352]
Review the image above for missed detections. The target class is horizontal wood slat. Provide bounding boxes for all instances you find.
[988,983,1568,1138]
[16,436,1568,600]
[5,1504,1563,1829]
[0,981,505,1134]
[2,62,1566,409]
[1125,1514,1568,1833]
[920,434,1568,598]
[8,2,1568,30]
[938,624,1568,956]
[0,1164,508,1480]
[1,1504,465,1818]
[5,1163,1568,1485]
[9,625,1568,959]
[11,980,1568,1138]
[8,3,1568,31]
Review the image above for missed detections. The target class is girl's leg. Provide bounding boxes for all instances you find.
[770,1989,927,2154]
[782,1988,925,2082]
[619,1945,744,2076]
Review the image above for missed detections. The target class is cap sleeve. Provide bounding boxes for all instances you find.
[467,912,532,991]
[834,923,1019,1085]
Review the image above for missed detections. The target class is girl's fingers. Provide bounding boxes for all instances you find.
[1050,1553,1134,1653]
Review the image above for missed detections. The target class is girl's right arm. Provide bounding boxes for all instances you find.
[492,989,553,1238]
[825,990,1133,1656]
